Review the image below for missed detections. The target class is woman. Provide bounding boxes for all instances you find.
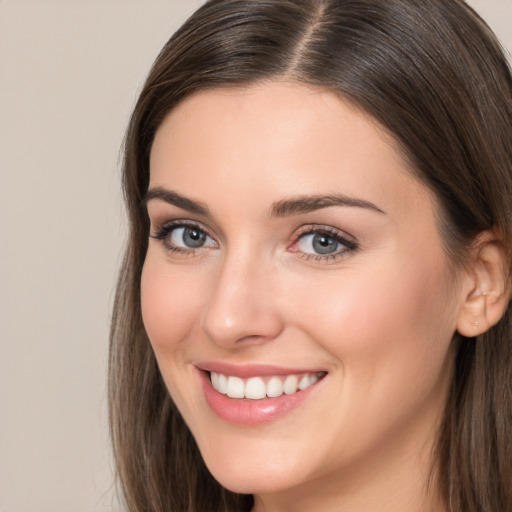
[109,0,512,510]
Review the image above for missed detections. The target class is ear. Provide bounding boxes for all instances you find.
[457,230,509,337]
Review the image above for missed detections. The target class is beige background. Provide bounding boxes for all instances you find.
[0,1,510,511]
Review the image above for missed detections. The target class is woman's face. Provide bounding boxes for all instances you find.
[142,83,465,504]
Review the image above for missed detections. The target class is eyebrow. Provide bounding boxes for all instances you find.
[270,194,386,217]
[142,187,386,218]
[142,187,211,216]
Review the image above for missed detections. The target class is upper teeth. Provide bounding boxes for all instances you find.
[210,372,324,400]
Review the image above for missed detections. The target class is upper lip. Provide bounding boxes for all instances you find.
[195,361,327,378]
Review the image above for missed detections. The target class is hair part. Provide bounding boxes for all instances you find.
[109,1,512,510]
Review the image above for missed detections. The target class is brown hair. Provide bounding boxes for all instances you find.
[109,1,512,510]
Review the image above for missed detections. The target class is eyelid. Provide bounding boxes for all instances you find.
[292,224,357,245]
[288,224,359,262]
[149,219,358,262]
[150,219,218,254]
[151,218,214,236]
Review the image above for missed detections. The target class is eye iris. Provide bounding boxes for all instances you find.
[183,227,206,247]
[312,233,338,254]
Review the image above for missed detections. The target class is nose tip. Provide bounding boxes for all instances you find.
[199,263,284,348]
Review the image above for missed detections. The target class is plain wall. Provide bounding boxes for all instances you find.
[0,1,510,511]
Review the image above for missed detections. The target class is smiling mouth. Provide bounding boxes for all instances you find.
[210,371,327,400]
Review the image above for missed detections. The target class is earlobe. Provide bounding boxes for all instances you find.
[456,232,509,337]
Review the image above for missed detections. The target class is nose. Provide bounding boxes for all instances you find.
[200,251,284,348]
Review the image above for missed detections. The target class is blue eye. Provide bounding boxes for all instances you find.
[297,232,340,255]
[151,222,217,253]
[170,226,213,248]
[292,227,358,261]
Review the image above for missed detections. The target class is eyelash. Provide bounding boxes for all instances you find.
[149,221,358,262]
[150,220,216,255]
[289,225,358,263]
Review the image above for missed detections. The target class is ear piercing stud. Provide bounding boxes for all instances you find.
[473,321,479,329]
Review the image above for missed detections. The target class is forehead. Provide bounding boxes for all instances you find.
[149,81,435,222]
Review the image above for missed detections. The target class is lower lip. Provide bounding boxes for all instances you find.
[199,370,322,425]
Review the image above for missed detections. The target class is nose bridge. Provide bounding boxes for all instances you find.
[200,244,283,347]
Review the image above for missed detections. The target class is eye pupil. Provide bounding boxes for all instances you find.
[183,227,206,247]
[312,234,338,254]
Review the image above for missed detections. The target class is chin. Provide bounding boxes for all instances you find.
[198,441,306,495]
[208,466,296,496]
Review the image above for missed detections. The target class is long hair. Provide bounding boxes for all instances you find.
[109,1,512,510]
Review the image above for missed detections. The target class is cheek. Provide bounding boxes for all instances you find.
[290,250,458,380]
[284,255,458,452]
[140,254,210,416]
[140,254,202,355]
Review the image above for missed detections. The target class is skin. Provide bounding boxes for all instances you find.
[141,82,472,511]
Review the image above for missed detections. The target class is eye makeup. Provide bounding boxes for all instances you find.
[149,218,359,263]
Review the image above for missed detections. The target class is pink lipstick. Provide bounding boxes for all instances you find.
[196,363,326,425]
